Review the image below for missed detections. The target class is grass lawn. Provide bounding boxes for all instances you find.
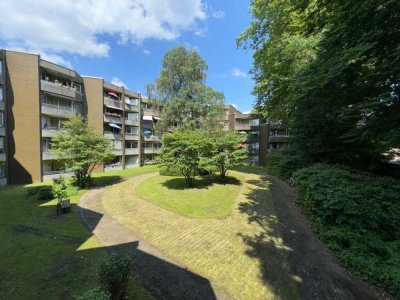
[0,166,158,300]
[102,171,302,300]
[136,174,243,218]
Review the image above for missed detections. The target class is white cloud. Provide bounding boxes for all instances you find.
[0,0,206,59]
[212,10,225,19]
[232,68,247,78]
[243,111,251,114]
[111,77,129,89]
[143,49,151,55]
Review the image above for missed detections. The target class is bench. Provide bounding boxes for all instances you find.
[57,199,71,214]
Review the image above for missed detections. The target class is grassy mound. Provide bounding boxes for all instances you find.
[136,174,242,218]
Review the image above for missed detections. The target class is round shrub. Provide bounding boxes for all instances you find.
[76,287,110,300]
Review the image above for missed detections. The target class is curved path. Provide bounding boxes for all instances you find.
[79,171,385,300]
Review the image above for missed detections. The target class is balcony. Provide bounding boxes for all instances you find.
[42,150,58,160]
[143,109,160,117]
[269,135,289,143]
[104,115,122,124]
[113,149,123,156]
[0,127,5,136]
[125,133,139,141]
[42,127,64,137]
[125,103,140,112]
[104,131,122,140]
[41,80,83,101]
[144,148,160,154]
[42,103,81,119]
[144,135,161,142]
[125,119,139,126]
[235,124,250,131]
[125,148,139,155]
[104,97,123,110]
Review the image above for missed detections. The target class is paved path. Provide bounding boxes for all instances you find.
[79,172,386,300]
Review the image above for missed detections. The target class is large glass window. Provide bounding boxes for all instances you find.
[0,163,5,178]
[0,137,4,152]
[0,112,3,126]
[250,119,259,126]
[0,86,3,102]
[126,112,138,121]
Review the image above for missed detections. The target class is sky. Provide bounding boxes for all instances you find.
[0,0,255,113]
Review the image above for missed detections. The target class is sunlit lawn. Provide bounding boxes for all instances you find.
[136,174,243,218]
[0,166,158,299]
[102,170,301,300]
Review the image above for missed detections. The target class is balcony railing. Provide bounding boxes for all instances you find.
[41,80,83,101]
[144,135,161,142]
[41,103,81,118]
[125,133,139,140]
[104,115,122,124]
[42,126,64,137]
[125,148,139,155]
[144,148,161,154]
[104,131,122,140]
[235,124,251,130]
[104,97,122,109]
[125,119,139,126]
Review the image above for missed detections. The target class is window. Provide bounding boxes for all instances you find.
[126,97,138,106]
[0,163,5,178]
[250,119,259,126]
[126,141,138,149]
[125,126,138,135]
[0,60,2,76]
[0,86,3,102]
[0,112,3,126]
[126,112,138,121]
[0,137,4,152]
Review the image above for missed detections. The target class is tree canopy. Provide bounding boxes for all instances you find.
[51,117,114,187]
[239,0,400,168]
[150,46,225,132]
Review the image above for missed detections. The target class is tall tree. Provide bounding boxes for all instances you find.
[151,46,225,132]
[51,117,114,187]
[239,0,400,168]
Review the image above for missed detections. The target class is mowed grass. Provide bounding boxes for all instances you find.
[0,166,158,300]
[102,171,302,300]
[136,174,243,218]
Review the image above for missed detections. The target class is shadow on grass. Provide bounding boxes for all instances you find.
[162,175,241,190]
[0,184,219,299]
[237,176,378,300]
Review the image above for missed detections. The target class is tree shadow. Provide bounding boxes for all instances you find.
[162,175,241,190]
[1,184,219,299]
[238,176,380,300]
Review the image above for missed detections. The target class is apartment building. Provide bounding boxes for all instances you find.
[0,50,161,186]
[224,104,289,166]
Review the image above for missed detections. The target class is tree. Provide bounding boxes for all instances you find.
[159,130,206,187]
[51,117,114,188]
[239,0,400,169]
[150,46,225,132]
[205,131,248,181]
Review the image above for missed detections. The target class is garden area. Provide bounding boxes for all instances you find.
[0,166,158,300]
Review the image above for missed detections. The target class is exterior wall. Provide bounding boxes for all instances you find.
[6,51,41,184]
[0,50,7,185]
[82,77,104,173]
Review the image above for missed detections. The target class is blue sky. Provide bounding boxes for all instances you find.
[0,1,255,112]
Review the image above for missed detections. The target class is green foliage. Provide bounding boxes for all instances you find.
[52,117,114,188]
[160,165,213,177]
[265,148,304,180]
[151,46,225,132]
[159,130,208,186]
[292,164,400,296]
[76,287,110,300]
[203,131,248,181]
[52,176,68,201]
[240,0,400,167]
[36,186,53,200]
[99,254,132,299]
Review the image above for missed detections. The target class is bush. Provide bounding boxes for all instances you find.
[265,148,304,179]
[159,165,182,176]
[99,254,132,299]
[292,164,400,296]
[52,176,68,200]
[76,287,110,300]
[36,186,53,200]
